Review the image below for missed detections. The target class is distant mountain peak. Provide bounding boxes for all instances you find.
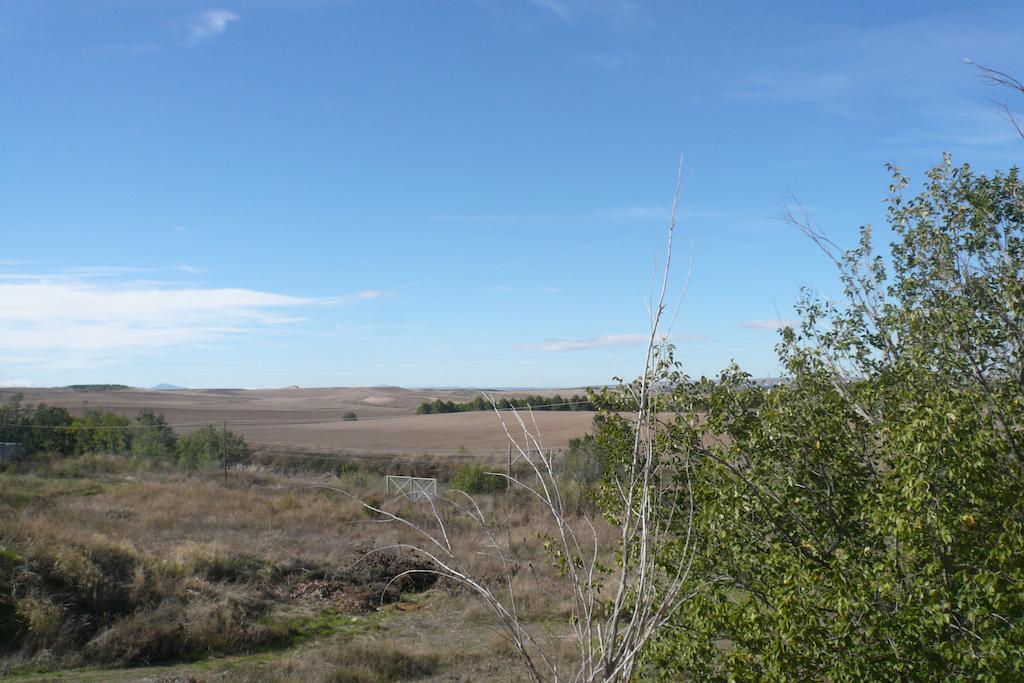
[152,383,186,391]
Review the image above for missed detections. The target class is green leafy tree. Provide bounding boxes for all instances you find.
[131,410,177,461]
[175,425,249,470]
[620,158,1024,680]
[70,410,132,454]
[0,394,29,446]
[558,433,606,488]
[130,428,175,462]
[27,405,75,455]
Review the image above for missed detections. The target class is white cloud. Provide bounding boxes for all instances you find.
[0,379,32,388]
[349,289,389,300]
[324,289,395,305]
[515,332,708,352]
[188,9,240,45]
[514,333,649,352]
[740,319,796,330]
[0,280,314,356]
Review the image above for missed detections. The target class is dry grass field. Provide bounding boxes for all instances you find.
[0,456,611,681]
[0,386,606,680]
[0,387,595,458]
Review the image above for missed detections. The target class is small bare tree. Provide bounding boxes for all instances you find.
[324,167,697,682]
[968,60,1024,139]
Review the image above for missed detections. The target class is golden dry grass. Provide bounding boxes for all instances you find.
[0,456,611,681]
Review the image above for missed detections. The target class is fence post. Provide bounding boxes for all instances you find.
[222,420,228,486]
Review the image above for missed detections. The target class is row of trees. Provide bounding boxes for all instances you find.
[416,394,595,414]
[0,396,248,469]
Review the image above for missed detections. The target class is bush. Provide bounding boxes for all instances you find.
[175,425,249,470]
[342,411,358,421]
[70,410,132,455]
[130,427,175,462]
[27,405,75,455]
[635,158,1024,679]
[450,463,505,494]
[557,434,605,488]
[83,596,291,665]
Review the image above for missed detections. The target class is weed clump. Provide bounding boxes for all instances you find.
[450,463,505,494]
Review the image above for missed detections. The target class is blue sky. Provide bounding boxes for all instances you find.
[1,0,1021,388]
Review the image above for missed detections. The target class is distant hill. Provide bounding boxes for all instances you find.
[152,383,186,391]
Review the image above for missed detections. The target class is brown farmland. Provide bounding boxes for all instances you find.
[0,386,596,457]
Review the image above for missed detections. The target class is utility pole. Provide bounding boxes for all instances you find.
[222,420,228,487]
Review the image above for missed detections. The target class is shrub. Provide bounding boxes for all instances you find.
[83,596,291,665]
[362,496,383,518]
[130,427,175,462]
[557,434,605,488]
[132,410,177,461]
[450,463,505,494]
[175,425,249,470]
[70,410,132,455]
[342,411,358,421]
[15,597,64,647]
[638,158,1024,679]
[27,405,75,455]
[0,549,22,648]
[188,553,268,583]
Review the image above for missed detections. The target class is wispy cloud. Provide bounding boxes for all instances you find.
[0,280,312,355]
[514,332,705,352]
[328,289,394,304]
[0,379,32,388]
[514,333,649,352]
[715,10,1024,130]
[187,9,240,46]
[530,0,571,23]
[0,274,405,372]
[740,319,796,330]
[433,205,669,227]
[528,0,640,27]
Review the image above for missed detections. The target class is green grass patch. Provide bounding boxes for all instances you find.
[272,609,376,644]
[0,474,104,507]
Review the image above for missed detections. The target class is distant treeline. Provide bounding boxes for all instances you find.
[66,384,131,392]
[0,393,248,468]
[416,394,595,414]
